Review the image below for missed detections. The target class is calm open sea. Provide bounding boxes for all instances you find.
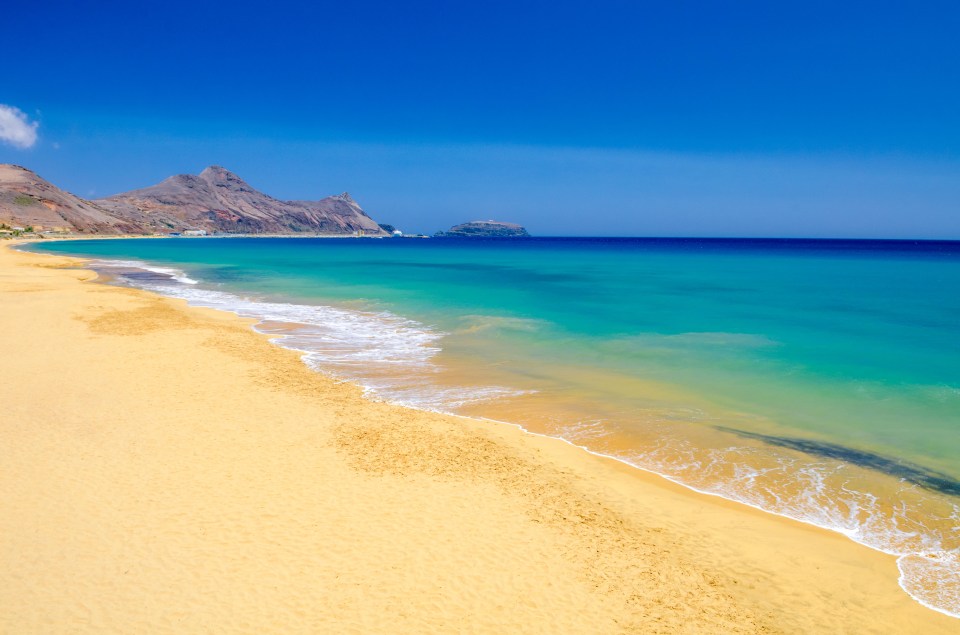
[30,236,960,617]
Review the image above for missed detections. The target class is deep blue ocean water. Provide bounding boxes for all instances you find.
[30,236,960,617]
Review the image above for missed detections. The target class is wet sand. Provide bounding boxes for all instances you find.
[0,241,955,634]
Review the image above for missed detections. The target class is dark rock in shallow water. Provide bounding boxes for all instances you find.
[435,220,530,237]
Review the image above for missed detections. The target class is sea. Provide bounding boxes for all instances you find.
[28,236,960,617]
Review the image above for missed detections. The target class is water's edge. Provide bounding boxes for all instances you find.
[20,244,959,619]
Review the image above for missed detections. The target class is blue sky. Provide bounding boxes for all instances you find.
[2,0,958,236]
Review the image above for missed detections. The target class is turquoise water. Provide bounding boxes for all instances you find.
[30,237,960,616]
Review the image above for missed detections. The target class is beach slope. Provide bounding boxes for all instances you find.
[0,242,954,634]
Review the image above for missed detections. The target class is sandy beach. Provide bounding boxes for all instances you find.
[0,241,955,634]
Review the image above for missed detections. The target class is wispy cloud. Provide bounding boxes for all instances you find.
[0,104,39,149]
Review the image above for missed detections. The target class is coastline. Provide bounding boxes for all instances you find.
[1,241,955,633]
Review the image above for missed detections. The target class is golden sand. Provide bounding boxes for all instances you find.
[0,242,955,634]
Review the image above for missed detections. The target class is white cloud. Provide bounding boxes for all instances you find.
[0,104,39,149]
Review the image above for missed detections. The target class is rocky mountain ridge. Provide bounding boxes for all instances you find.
[100,166,385,235]
[0,164,386,236]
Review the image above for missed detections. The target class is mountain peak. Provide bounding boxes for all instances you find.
[199,165,239,180]
[198,166,257,194]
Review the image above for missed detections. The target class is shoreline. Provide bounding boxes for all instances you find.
[1,240,956,633]
[23,237,960,619]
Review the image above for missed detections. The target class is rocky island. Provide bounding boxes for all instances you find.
[435,220,530,237]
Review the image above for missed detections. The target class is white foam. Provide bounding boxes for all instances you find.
[555,419,614,443]
[92,259,199,285]
[103,261,528,415]
[627,437,960,618]
[347,378,532,411]
[476,414,960,618]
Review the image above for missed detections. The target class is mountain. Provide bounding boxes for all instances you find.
[99,166,386,235]
[0,164,387,236]
[0,164,144,234]
[435,220,530,237]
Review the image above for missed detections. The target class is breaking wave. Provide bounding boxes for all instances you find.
[91,260,528,412]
